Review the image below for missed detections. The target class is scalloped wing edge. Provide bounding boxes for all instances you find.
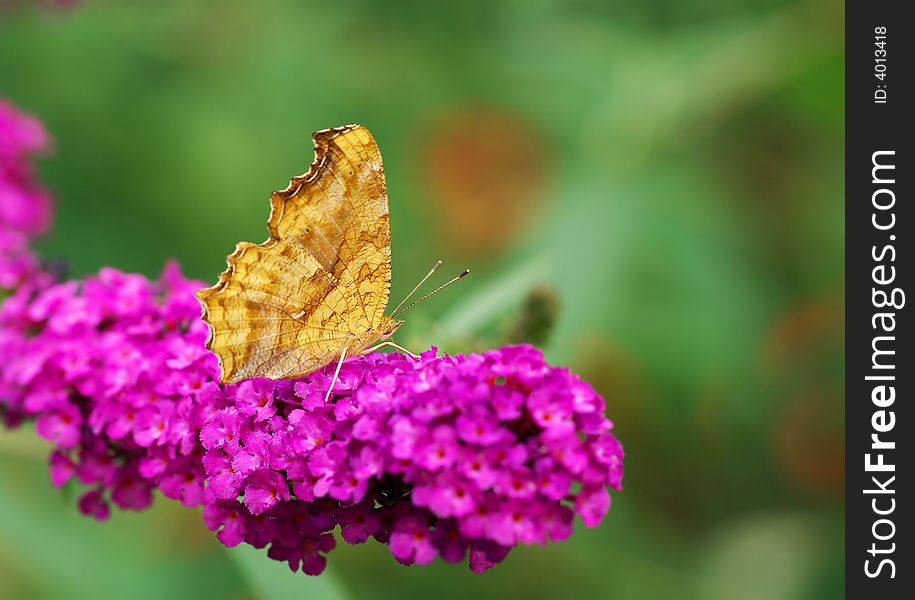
[194,124,364,383]
[267,123,366,238]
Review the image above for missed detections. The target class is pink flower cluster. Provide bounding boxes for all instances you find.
[0,262,624,573]
[201,345,623,573]
[0,263,216,515]
[0,100,53,290]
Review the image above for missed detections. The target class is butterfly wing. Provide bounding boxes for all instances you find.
[195,124,392,383]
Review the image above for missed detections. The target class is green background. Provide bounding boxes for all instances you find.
[1,0,843,598]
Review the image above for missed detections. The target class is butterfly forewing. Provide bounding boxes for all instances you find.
[196,125,393,383]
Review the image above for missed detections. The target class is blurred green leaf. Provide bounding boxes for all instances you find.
[227,544,351,600]
[0,441,249,600]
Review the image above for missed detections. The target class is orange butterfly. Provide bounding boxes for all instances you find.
[196,125,465,398]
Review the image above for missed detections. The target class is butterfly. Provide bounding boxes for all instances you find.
[195,124,465,396]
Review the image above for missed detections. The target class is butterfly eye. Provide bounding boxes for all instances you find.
[380,320,403,340]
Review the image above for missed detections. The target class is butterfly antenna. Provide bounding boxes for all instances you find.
[391,260,443,315]
[392,268,470,318]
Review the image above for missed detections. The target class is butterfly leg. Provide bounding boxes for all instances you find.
[362,341,419,358]
[323,346,349,403]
